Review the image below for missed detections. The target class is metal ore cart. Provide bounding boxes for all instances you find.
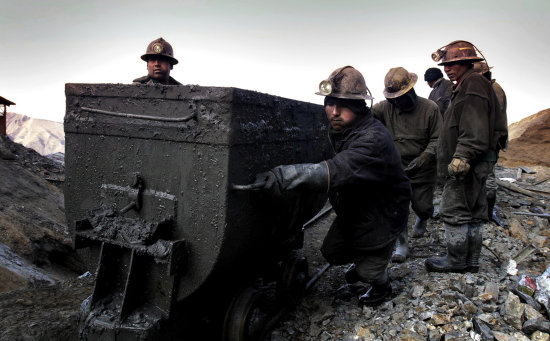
[64,83,329,340]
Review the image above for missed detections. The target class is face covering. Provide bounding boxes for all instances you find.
[389,89,417,112]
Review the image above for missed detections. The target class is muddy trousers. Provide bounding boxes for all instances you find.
[321,229,395,286]
[486,162,497,220]
[439,161,493,225]
[353,242,395,285]
[485,163,497,197]
[392,182,434,260]
[410,182,435,220]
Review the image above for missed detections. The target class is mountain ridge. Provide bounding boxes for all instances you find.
[6,112,64,156]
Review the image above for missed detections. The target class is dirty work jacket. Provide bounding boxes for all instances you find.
[132,75,182,85]
[428,78,453,116]
[325,113,411,250]
[372,97,441,184]
[437,68,500,172]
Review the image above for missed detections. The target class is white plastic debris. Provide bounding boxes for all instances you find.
[78,271,92,279]
[502,259,518,276]
[534,266,550,312]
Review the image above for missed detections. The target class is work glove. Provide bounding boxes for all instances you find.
[254,162,329,195]
[447,157,470,177]
[404,152,433,175]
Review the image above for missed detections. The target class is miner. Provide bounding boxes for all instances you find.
[372,67,441,263]
[424,67,453,116]
[133,37,182,85]
[253,66,411,306]
[425,40,506,273]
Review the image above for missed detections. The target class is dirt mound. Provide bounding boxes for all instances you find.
[0,135,82,292]
[500,108,550,167]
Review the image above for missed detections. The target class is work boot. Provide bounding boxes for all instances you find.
[391,230,408,263]
[344,264,361,284]
[411,216,428,238]
[425,223,469,273]
[358,280,392,307]
[465,223,483,273]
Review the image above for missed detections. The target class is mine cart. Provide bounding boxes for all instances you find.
[64,83,329,340]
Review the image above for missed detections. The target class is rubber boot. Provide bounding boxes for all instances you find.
[425,223,469,273]
[465,223,483,273]
[344,264,360,284]
[391,230,408,263]
[358,280,392,307]
[411,216,428,238]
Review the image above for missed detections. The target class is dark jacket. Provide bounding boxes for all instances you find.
[437,69,500,175]
[372,96,441,184]
[428,78,453,116]
[325,113,411,250]
[491,80,508,152]
[132,75,182,85]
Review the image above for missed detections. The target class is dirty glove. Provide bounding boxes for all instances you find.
[254,162,329,194]
[447,157,470,177]
[404,152,433,175]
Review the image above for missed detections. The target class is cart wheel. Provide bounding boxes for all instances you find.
[222,286,270,341]
[277,251,308,304]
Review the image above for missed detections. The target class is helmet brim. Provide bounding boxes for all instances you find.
[383,73,418,99]
[141,54,179,65]
[315,92,374,100]
[438,56,483,66]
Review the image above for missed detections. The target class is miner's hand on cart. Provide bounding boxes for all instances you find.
[253,162,329,195]
[231,163,329,194]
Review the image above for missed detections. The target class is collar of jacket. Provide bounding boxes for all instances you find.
[133,75,181,85]
[433,78,443,88]
[328,113,374,148]
[453,68,476,89]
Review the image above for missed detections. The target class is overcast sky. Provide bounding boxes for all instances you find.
[1,0,548,124]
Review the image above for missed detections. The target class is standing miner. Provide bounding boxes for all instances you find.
[425,40,506,273]
[133,37,182,85]
[253,66,411,306]
[372,67,441,263]
[473,61,508,223]
[424,67,453,116]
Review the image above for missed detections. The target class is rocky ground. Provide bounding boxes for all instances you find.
[1,133,550,340]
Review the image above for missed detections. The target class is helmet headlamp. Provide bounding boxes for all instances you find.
[318,80,333,96]
[431,49,444,62]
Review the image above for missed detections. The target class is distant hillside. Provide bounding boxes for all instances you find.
[500,108,550,167]
[508,108,550,141]
[6,113,64,156]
